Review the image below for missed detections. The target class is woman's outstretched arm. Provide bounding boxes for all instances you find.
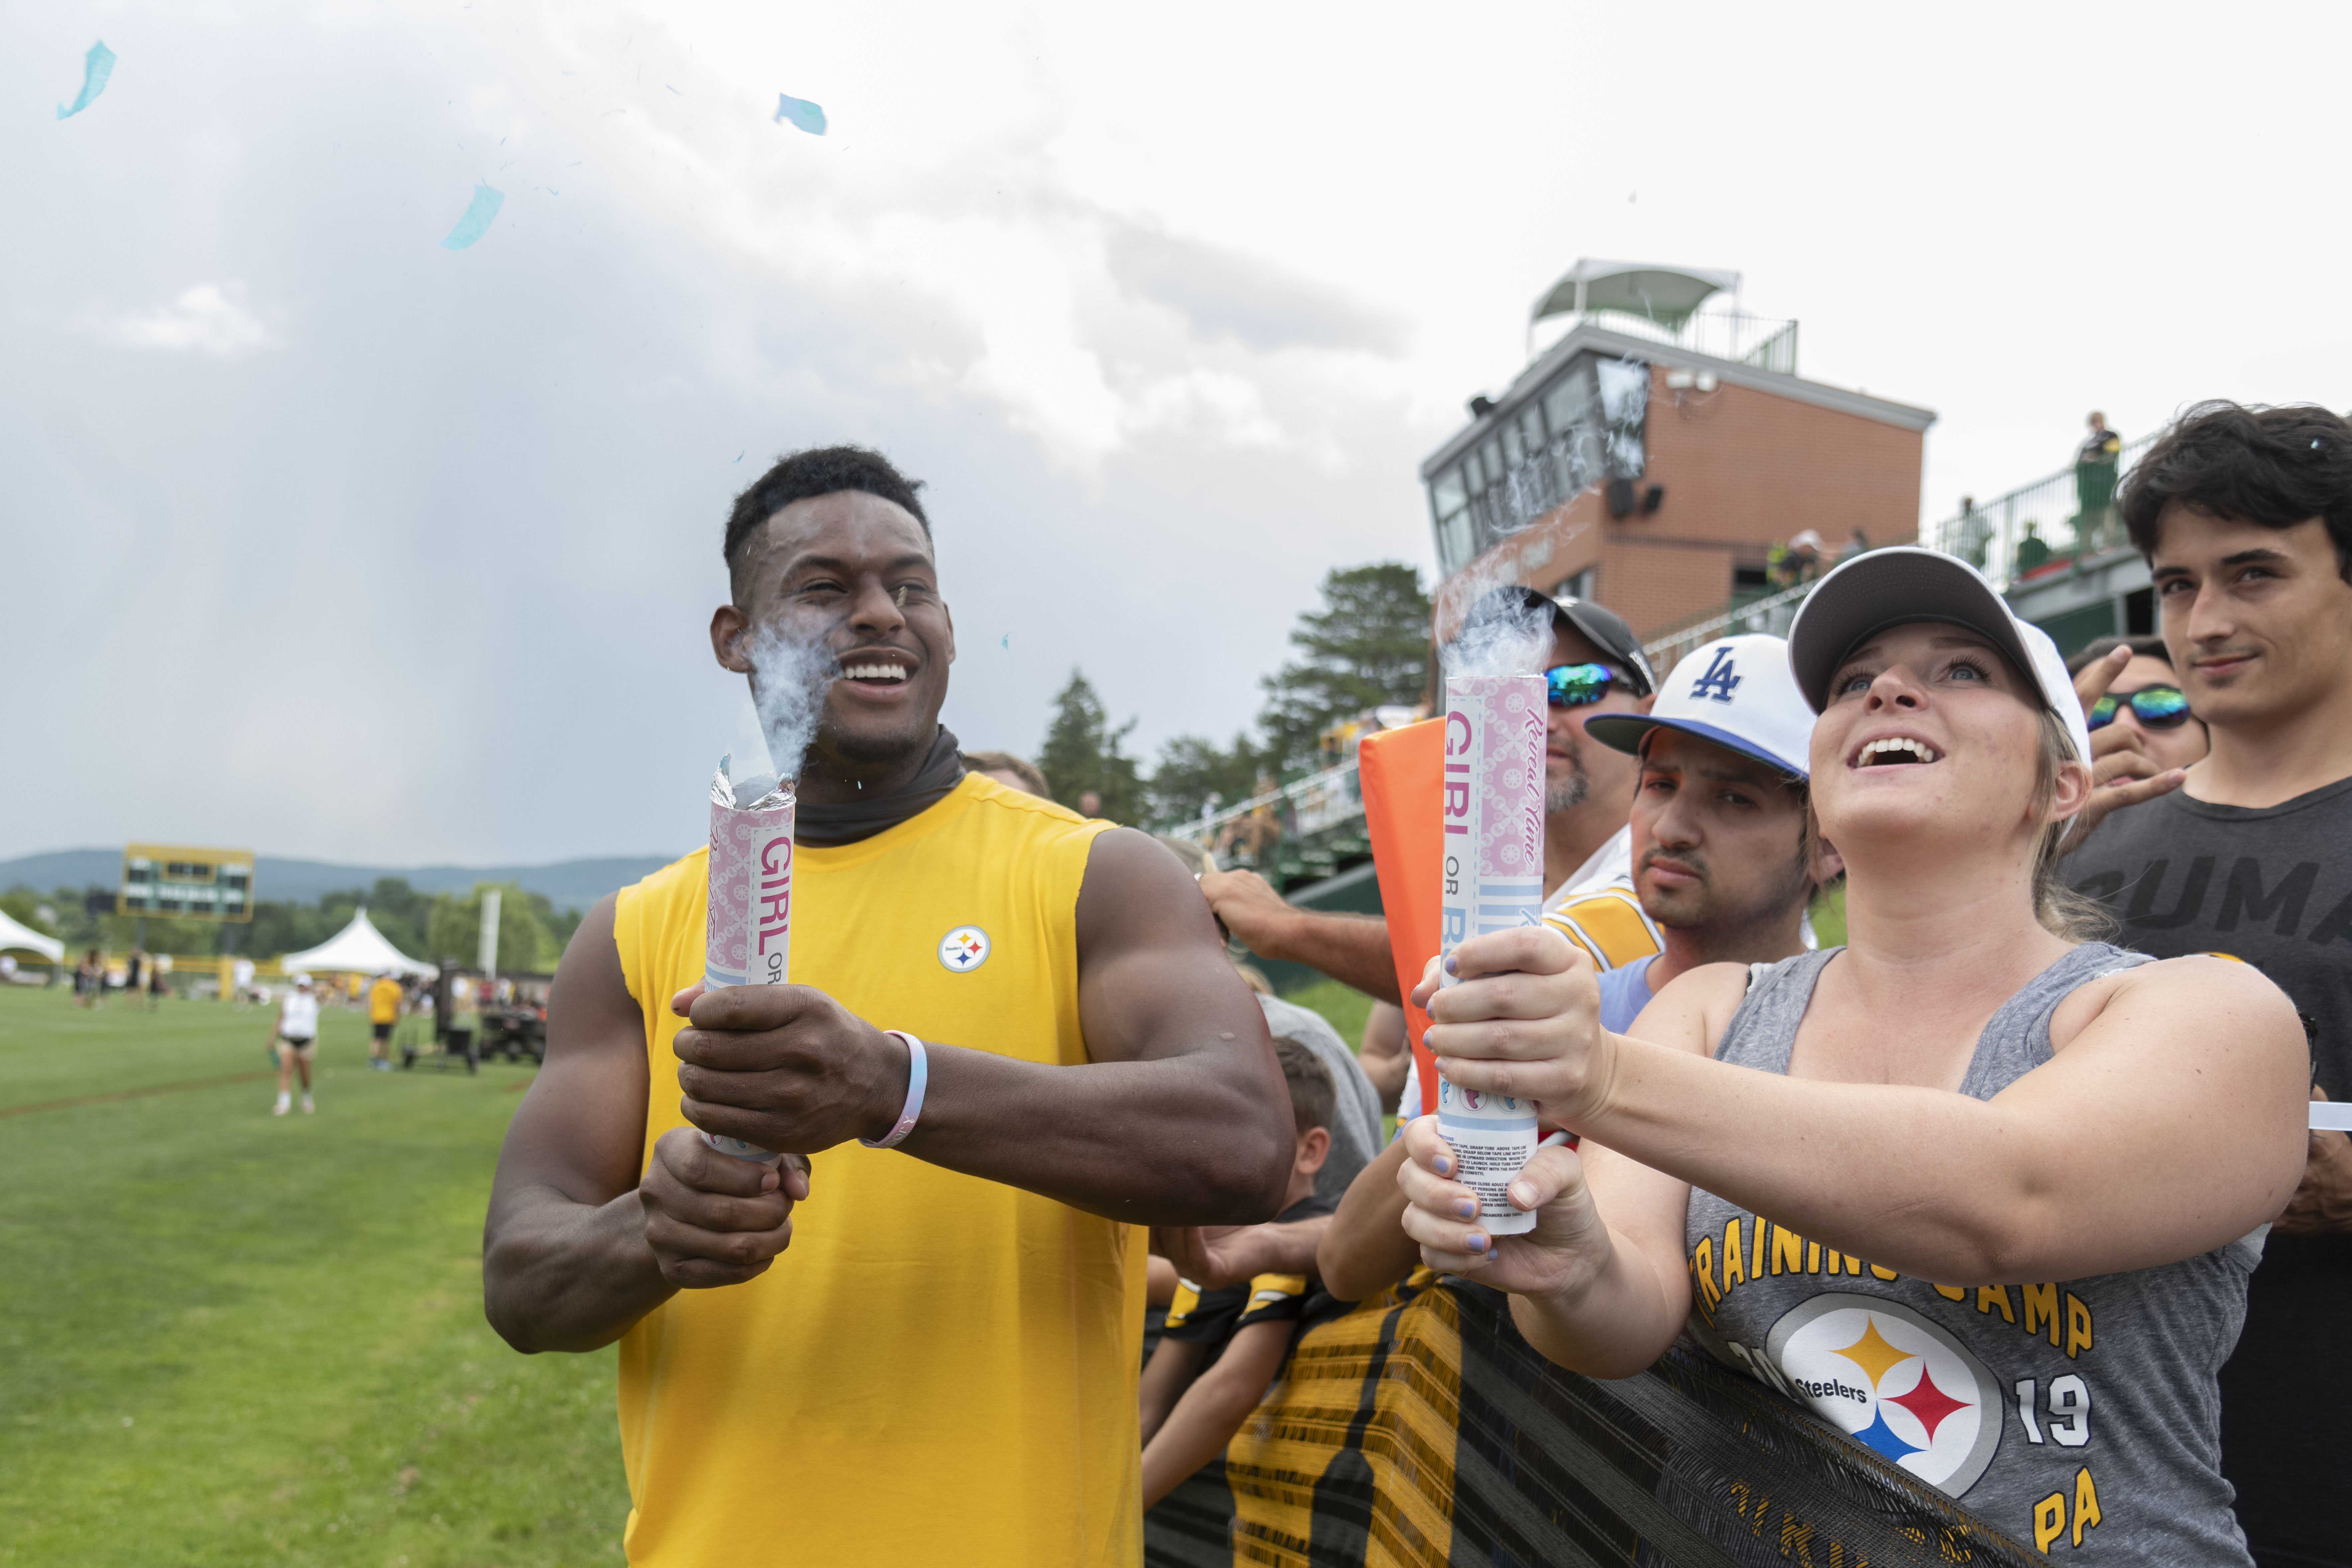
[1422,928,2308,1287]
[1396,954,1732,1378]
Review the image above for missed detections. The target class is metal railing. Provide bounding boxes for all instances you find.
[1168,436,2153,873]
[1159,759,1365,863]
[1919,433,2154,591]
[1541,307,1800,374]
[1638,577,1823,674]
[1639,434,2157,670]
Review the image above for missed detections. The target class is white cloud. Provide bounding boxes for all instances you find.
[12,0,2352,867]
[78,283,281,359]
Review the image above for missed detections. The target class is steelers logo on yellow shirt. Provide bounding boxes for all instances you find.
[937,926,990,973]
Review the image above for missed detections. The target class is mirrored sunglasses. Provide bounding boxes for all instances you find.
[2087,684,2192,732]
[1546,663,1623,708]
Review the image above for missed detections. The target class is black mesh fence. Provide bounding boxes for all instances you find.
[1147,1270,2052,1568]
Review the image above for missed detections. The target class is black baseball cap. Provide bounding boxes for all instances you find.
[1460,585,1657,695]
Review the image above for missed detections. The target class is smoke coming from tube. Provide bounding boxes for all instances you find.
[1442,572,1553,681]
[695,616,833,1169]
[727,619,836,798]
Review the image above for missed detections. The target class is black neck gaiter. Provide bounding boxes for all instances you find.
[793,727,966,847]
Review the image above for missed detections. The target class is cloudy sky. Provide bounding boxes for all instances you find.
[9,1,2351,866]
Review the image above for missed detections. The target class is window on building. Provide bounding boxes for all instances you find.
[1596,358,1650,478]
[1518,404,1547,454]
[1553,566,1597,602]
[1439,512,1476,575]
[1425,353,1646,578]
[1432,467,1465,518]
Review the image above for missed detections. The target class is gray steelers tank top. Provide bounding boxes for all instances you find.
[1684,942,2264,1564]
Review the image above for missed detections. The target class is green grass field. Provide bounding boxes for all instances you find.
[1281,975,1374,1050]
[0,985,629,1567]
[0,972,1383,1566]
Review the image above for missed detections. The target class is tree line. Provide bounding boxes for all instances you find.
[0,560,1432,963]
[0,878,584,974]
[1033,561,1432,824]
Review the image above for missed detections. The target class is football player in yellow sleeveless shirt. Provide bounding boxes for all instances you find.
[482,447,1298,1567]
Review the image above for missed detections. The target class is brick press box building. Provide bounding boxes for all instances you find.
[1422,260,1936,640]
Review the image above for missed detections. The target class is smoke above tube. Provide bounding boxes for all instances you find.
[716,620,835,806]
[1439,349,1655,679]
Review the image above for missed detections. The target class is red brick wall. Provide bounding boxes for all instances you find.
[1599,366,1923,636]
[1444,365,1924,642]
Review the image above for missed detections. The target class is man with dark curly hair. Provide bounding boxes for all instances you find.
[2066,400,2352,1567]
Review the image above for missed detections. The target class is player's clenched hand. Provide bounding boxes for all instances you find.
[671,983,911,1153]
[1411,926,1614,1125]
[638,1127,810,1289]
[1396,1117,1609,1297]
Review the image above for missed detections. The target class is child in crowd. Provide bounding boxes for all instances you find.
[1137,1036,1335,1508]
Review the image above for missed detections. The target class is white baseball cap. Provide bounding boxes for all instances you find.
[1785,546,2092,769]
[1585,633,1814,778]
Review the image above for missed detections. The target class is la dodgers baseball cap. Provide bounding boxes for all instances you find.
[1585,633,1813,778]
[1785,546,2093,769]
[1462,585,1658,696]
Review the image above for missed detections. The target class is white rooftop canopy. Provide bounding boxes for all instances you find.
[278,907,435,977]
[0,907,62,963]
[1531,259,1742,330]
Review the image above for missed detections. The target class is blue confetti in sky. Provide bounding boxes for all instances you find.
[56,40,115,120]
[438,183,505,250]
[773,93,826,136]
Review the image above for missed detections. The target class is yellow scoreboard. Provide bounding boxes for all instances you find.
[120,843,255,923]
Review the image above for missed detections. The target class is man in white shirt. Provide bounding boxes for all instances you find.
[269,974,322,1115]
[1199,587,1657,1002]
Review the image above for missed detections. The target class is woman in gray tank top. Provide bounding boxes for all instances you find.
[1393,550,2310,1563]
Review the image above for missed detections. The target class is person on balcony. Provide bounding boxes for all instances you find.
[2015,519,2053,574]
[1955,495,1993,569]
[2076,411,2124,550]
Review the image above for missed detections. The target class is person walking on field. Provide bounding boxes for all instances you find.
[366,971,402,1071]
[446,973,480,1073]
[270,974,321,1116]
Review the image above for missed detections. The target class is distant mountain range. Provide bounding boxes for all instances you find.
[0,848,680,914]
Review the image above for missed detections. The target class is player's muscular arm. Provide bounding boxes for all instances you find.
[675,828,1295,1225]
[1199,869,1401,1004]
[483,896,805,1353]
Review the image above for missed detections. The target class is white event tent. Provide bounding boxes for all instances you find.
[0,907,63,963]
[278,907,435,977]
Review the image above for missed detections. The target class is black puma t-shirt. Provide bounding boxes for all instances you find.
[2069,778,2352,1568]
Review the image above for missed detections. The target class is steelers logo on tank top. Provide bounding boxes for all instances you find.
[1763,1294,2002,1495]
[937,925,990,972]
